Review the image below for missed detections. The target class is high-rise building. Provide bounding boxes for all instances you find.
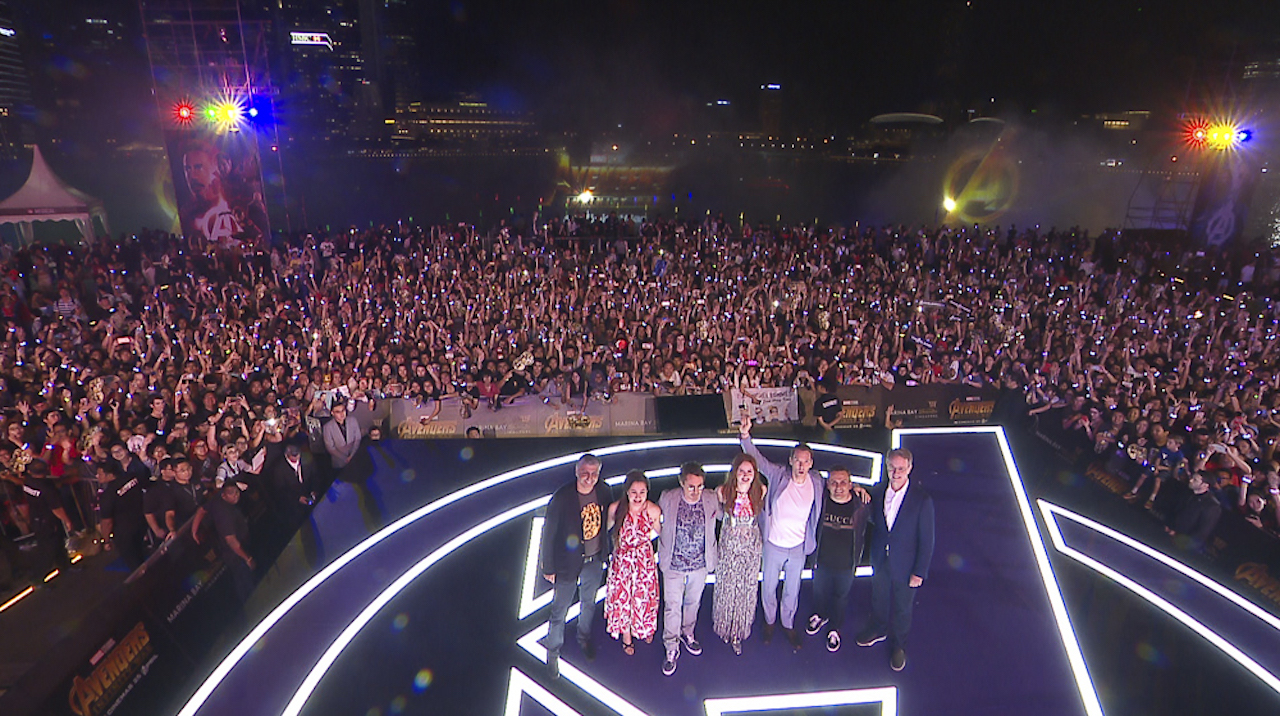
[0,1,33,148]
[760,83,783,138]
[275,0,377,142]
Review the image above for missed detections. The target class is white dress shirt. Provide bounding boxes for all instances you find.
[884,479,910,531]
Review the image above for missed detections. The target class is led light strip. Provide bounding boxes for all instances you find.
[281,499,549,716]
[516,618,648,716]
[703,686,898,715]
[892,426,1104,716]
[0,586,34,613]
[1038,500,1280,694]
[181,438,879,716]
[504,668,582,716]
[1038,501,1280,633]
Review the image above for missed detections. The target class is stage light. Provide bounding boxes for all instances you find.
[943,196,957,212]
[204,94,248,134]
[1237,128,1253,143]
[577,190,593,203]
[1206,122,1244,151]
[172,101,195,126]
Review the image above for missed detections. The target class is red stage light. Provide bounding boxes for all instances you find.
[1183,118,1210,149]
[172,101,195,125]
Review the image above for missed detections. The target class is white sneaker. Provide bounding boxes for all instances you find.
[827,630,841,652]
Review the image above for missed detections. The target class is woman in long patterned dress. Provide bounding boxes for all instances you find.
[605,470,662,655]
[713,453,767,654]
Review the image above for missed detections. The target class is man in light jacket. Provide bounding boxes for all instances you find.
[657,461,720,676]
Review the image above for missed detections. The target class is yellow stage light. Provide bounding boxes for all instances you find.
[943,197,957,213]
[1205,123,1240,150]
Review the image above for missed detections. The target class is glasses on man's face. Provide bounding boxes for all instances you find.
[684,483,704,491]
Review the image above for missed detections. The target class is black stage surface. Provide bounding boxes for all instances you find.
[160,429,1280,716]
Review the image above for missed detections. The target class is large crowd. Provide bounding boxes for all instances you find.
[1,214,1279,590]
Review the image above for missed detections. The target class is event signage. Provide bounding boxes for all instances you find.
[719,384,999,430]
[67,622,156,716]
[391,393,656,438]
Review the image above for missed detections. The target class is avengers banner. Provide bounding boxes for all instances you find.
[163,128,269,248]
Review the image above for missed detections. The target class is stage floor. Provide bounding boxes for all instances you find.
[173,429,1280,716]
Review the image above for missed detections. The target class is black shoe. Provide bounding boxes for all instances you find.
[662,649,678,676]
[785,627,802,650]
[855,629,886,647]
[548,654,560,680]
[890,646,907,671]
[806,614,828,636]
[762,622,775,644]
[580,639,596,661]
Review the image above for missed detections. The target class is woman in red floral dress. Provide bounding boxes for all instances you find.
[604,470,661,655]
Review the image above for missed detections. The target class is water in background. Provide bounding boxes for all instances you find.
[0,146,1219,238]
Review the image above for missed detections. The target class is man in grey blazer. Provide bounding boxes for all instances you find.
[657,462,720,676]
[322,402,362,473]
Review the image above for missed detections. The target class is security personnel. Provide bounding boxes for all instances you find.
[22,460,74,579]
[97,461,149,571]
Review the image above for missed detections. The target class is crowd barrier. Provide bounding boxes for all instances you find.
[725,383,1002,429]
[380,384,1002,440]
[1027,408,1280,615]
[391,393,657,438]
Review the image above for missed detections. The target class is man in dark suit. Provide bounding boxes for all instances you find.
[540,454,613,680]
[272,444,317,528]
[856,447,935,671]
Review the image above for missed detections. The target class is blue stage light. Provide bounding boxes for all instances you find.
[1237,128,1253,143]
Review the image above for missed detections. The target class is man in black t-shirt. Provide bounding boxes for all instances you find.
[194,483,255,601]
[816,388,842,432]
[806,466,869,652]
[97,462,149,571]
[166,458,204,532]
[22,460,75,579]
[539,454,612,679]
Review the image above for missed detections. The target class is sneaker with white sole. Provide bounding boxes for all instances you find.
[662,649,678,676]
[806,614,828,636]
[827,630,841,652]
[855,629,886,647]
[681,633,703,656]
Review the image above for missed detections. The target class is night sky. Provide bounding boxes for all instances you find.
[406,0,1280,133]
[15,0,1280,141]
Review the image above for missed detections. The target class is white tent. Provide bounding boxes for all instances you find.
[0,146,109,244]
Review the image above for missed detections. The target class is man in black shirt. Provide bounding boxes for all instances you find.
[815,387,842,433]
[22,459,75,579]
[1165,472,1223,552]
[166,458,204,532]
[806,466,869,652]
[97,462,149,571]
[194,483,255,601]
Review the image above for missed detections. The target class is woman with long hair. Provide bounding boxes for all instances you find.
[712,453,767,654]
[604,469,661,655]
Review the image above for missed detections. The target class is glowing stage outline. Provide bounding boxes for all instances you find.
[702,686,898,715]
[1038,499,1280,695]
[178,438,879,716]
[504,667,582,716]
[891,426,1105,716]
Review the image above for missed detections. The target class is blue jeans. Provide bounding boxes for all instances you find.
[547,556,605,658]
[811,563,855,631]
[761,541,806,629]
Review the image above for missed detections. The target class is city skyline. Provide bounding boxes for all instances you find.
[0,0,1277,150]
